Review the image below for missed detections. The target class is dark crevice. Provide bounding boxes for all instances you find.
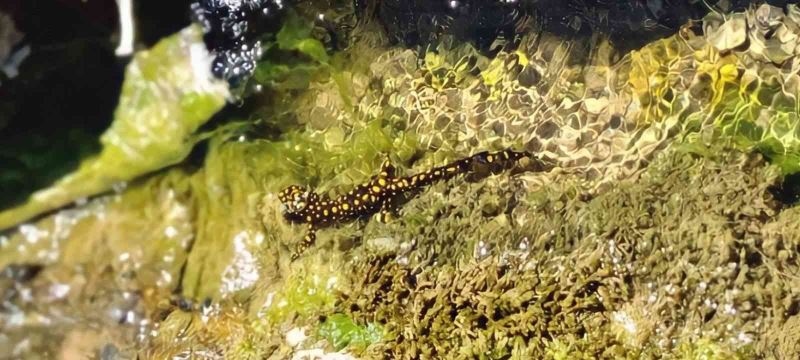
[770,172,800,208]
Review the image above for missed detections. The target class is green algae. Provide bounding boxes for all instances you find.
[253,14,329,91]
[0,168,196,291]
[4,3,800,360]
[274,11,330,64]
[0,25,229,231]
[625,6,800,177]
[0,11,331,232]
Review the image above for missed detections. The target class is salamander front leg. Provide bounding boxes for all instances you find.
[379,157,396,178]
[376,208,394,223]
[291,226,317,261]
[371,157,396,181]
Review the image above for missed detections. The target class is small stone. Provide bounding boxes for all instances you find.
[285,327,307,347]
[707,13,747,52]
[583,97,609,115]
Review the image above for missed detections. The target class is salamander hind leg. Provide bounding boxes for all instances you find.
[291,227,317,261]
[465,149,533,179]
[375,177,406,224]
[469,151,505,174]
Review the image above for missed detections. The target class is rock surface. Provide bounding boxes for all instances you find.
[1,2,799,359]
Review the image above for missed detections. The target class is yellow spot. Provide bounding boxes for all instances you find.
[323,209,329,216]
[390,185,396,190]
[362,193,369,201]
[419,174,426,181]
[306,216,312,222]
[447,167,456,172]
[487,155,494,162]
[354,199,360,205]
[380,171,388,177]
[378,178,387,186]
[342,203,350,210]
[502,151,510,159]
[372,185,381,193]
[370,195,377,201]
[332,207,338,213]
[434,170,441,176]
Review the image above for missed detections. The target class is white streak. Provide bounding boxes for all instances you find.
[115,0,135,56]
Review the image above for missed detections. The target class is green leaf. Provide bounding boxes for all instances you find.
[276,12,329,63]
[293,38,329,63]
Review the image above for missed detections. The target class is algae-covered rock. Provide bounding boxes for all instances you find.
[330,149,796,359]
[4,2,800,359]
[0,25,229,231]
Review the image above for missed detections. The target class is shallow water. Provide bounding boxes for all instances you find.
[1,1,800,359]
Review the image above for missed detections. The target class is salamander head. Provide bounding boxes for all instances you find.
[278,185,319,223]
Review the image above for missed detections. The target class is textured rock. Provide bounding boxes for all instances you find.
[3,3,800,359]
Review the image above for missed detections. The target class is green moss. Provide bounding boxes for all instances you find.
[330,148,795,359]
[676,338,746,360]
[261,272,338,325]
[318,313,383,351]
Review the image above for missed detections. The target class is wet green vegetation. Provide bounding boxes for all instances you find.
[1,2,800,359]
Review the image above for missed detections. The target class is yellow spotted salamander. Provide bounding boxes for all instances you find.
[279,149,534,260]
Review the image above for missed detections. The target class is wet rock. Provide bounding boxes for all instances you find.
[707,13,748,52]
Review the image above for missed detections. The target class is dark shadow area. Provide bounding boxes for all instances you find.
[0,0,193,210]
[770,172,800,207]
[362,0,780,55]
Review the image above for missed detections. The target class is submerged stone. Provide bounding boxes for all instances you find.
[3,2,800,359]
